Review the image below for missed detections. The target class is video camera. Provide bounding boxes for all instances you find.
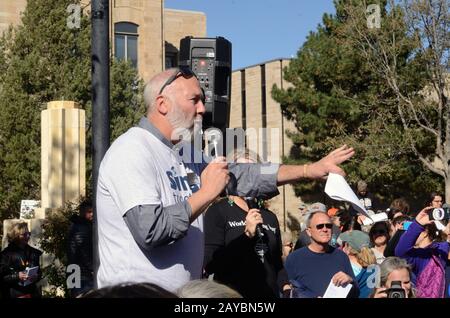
[387,281,406,298]
[428,203,450,221]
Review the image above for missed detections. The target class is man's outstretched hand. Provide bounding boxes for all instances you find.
[277,145,355,186]
[307,145,355,180]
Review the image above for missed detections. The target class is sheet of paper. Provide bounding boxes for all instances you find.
[26,266,39,277]
[362,212,388,225]
[323,278,352,298]
[19,266,39,287]
[324,173,370,218]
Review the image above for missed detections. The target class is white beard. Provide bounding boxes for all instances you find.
[168,105,203,142]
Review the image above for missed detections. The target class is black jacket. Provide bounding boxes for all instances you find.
[67,215,93,279]
[384,229,405,258]
[0,243,42,298]
[204,199,284,297]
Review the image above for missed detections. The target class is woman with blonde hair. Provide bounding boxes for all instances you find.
[339,230,377,298]
[0,222,42,298]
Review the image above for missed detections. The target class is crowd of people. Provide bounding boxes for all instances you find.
[1,67,449,299]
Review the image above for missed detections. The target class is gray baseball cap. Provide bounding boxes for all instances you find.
[306,202,327,214]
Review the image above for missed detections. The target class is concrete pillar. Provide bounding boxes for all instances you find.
[41,101,86,213]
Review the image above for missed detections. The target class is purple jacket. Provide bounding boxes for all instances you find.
[395,221,449,275]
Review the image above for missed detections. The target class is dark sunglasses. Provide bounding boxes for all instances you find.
[373,230,388,236]
[158,66,197,95]
[315,223,333,230]
[284,242,294,248]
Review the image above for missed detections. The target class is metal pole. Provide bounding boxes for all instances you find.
[91,0,110,288]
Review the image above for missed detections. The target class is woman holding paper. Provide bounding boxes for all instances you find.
[0,222,42,298]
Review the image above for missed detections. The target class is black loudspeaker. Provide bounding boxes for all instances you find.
[179,36,232,131]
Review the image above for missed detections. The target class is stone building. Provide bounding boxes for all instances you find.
[0,0,206,82]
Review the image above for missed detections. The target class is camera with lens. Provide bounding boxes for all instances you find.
[428,204,450,221]
[386,281,406,298]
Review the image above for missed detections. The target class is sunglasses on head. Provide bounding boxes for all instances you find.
[158,66,197,95]
[315,223,333,230]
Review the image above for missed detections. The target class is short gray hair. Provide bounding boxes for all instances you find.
[379,257,415,297]
[143,68,179,114]
[305,211,329,228]
[227,147,262,163]
[177,279,242,298]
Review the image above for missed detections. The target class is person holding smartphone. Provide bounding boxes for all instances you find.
[395,206,449,298]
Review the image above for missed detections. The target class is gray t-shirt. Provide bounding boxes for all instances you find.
[96,127,201,291]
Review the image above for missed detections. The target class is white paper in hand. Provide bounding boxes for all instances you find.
[362,212,388,225]
[323,278,352,298]
[324,173,370,218]
[19,266,39,286]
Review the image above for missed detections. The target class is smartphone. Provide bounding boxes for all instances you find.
[402,221,412,231]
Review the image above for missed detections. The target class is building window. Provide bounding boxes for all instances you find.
[165,41,179,69]
[114,22,138,68]
[165,53,177,69]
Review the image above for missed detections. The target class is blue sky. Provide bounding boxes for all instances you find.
[165,0,336,70]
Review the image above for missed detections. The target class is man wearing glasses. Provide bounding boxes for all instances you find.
[285,211,359,298]
[96,67,355,292]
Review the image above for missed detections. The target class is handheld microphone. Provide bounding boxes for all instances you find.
[245,197,264,238]
[205,128,222,158]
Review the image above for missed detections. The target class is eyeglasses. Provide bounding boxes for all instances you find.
[315,223,333,230]
[158,66,197,95]
[284,242,294,248]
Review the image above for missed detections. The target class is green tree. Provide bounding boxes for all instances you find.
[272,0,443,205]
[341,0,449,200]
[39,200,77,297]
[0,0,144,222]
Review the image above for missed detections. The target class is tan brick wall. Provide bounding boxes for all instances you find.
[164,8,206,62]
[229,71,242,129]
[230,59,302,232]
[243,65,263,159]
[0,0,27,34]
